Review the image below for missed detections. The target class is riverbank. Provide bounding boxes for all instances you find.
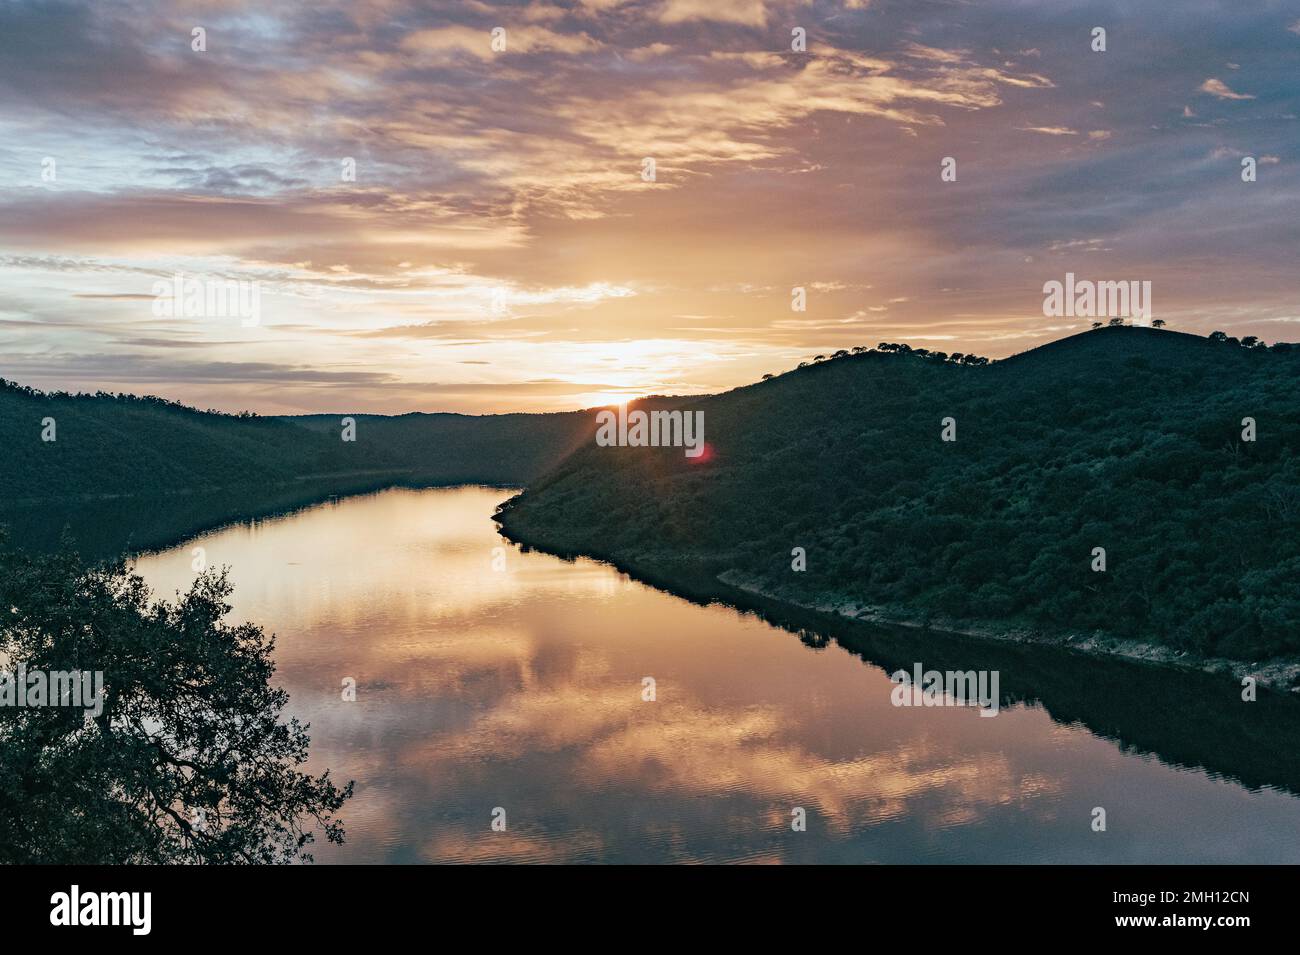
[714,569,1300,695]
[495,501,1300,695]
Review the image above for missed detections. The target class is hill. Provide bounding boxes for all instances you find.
[0,380,706,555]
[0,382,364,506]
[0,381,609,507]
[282,410,594,487]
[0,380,605,554]
[497,326,1300,670]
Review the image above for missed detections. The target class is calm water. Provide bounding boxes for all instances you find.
[129,486,1300,863]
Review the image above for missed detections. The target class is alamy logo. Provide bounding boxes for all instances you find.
[1042,272,1151,323]
[50,885,151,935]
[890,663,1000,717]
[595,406,705,458]
[152,272,261,326]
[0,666,104,717]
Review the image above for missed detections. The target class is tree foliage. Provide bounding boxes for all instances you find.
[0,540,352,863]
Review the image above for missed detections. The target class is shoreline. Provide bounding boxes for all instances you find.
[17,478,1296,694]
[1,479,521,562]
[714,569,1300,695]
[495,506,1300,695]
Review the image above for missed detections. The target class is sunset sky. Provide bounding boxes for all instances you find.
[1,0,1297,414]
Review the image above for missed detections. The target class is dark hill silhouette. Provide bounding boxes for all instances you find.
[1001,324,1219,364]
[498,326,1300,668]
[281,410,594,486]
[0,380,691,554]
[0,382,598,509]
[0,382,348,505]
[282,397,696,486]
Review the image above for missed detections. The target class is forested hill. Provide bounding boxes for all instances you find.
[282,411,595,486]
[0,381,595,507]
[498,326,1300,665]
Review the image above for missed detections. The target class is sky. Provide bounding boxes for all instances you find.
[0,0,1297,414]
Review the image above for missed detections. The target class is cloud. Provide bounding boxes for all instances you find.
[1199,78,1255,100]
[655,0,770,26]
[1,0,1298,413]
[400,25,600,59]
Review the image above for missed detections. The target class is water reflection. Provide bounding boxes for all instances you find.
[128,486,1300,863]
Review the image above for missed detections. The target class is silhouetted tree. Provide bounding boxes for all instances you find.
[862,343,990,365]
[1151,319,1166,329]
[0,541,352,863]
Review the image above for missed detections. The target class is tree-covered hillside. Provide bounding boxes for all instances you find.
[498,326,1300,663]
[0,383,365,505]
[283,410,595,487]
[0,382,596,507]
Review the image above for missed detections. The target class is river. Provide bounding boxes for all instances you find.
[126,486,1300,863]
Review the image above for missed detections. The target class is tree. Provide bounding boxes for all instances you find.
[1151,319,1166,329]
[1107,317,1124,327]
[1091,322,1103,329]
[0,541,352,863]
[761,373,774,380]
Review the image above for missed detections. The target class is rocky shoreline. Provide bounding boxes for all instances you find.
[715,569,1300,694]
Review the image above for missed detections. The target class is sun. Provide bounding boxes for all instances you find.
[574,390,645,409]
